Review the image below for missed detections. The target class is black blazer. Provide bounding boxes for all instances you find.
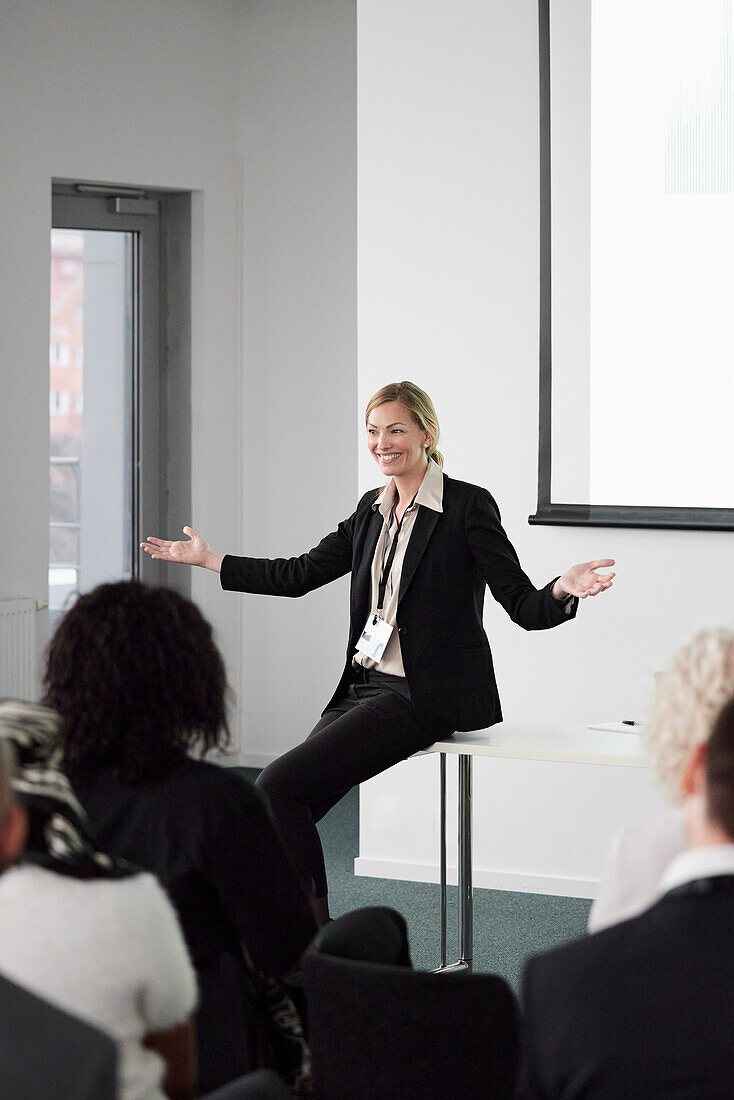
[517,875,734,1099]
[220,472,575,732]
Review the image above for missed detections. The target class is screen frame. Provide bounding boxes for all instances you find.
[529,0,734,532]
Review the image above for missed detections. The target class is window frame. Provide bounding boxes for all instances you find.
[51,184,192,594]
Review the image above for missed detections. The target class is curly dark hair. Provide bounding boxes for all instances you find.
[43,581,230,783]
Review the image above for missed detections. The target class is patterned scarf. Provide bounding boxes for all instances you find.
[0,699,136,880]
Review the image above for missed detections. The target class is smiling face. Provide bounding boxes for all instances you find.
[366,400,431,481]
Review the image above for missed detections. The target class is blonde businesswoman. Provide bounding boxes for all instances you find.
[142,381,614,924]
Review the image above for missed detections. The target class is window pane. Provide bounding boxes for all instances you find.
[49,228,134,612]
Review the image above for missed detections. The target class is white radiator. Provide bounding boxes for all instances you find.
[0,599,39,700]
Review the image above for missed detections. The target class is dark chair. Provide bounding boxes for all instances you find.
[0,972,117,1099]
[202,1068,290,1099]
[312,905,412,967]
[302,951,520,1099]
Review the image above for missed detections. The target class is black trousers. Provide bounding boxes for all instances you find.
[256,670,441,897]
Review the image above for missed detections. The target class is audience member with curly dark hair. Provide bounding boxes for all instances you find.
[44,581,230,783]
[43,581,316,1095]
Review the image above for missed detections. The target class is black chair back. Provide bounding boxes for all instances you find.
[312,905,412,967]
[0,972,117,1099]
[204,1068,291,1099]
[302,952,519,1099]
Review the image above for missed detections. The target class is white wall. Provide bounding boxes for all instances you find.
[356,0,734,894]
[0,0,242,734]
[235,0,357,764]
[0,0,357,764]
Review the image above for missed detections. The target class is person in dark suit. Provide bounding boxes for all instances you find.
[142,381,614,921]
[517,693,734,1099]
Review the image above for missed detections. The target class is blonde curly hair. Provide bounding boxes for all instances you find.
[647,628,734,802]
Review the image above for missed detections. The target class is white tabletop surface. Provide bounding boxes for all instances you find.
[423,721,647,768]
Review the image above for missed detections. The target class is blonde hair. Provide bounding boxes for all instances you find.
[365,381,444,468]
[647,627,734,801]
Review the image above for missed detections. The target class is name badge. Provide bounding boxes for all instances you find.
[355,614,393,664]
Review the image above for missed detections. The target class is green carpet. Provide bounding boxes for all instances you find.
[242,768,590,992]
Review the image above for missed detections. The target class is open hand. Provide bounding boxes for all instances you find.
[554,559,615,600]
[140,527,223,572]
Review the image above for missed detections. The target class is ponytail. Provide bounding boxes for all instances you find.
[427,443,444,468]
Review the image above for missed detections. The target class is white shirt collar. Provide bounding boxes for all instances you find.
[658,843,734,896]
[372,458,444,518]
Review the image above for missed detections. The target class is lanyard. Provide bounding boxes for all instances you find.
[376,492,418,617]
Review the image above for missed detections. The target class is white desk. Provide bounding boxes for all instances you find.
[422,723,648,972]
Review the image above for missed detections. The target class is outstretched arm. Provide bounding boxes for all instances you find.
[140,527,224,573]
[144,500,359,598]
[465,488,613,629]
[145,509,357,598]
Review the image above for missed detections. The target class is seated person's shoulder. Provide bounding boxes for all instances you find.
[103,871,197,1013]
[609,812,688,889]
[181,757,260,796]
[588,810,686,933]
[523,919,626,1011]
[174,759,272,829]
[163,755,256,798]
[619,810,686,860]
[122,867,179,908]
[76,869,184,938]
[529,891,678,1000]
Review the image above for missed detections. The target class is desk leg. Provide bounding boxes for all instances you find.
[439,752,447,969]
[433,752,470,974]
[458,754,473,972]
